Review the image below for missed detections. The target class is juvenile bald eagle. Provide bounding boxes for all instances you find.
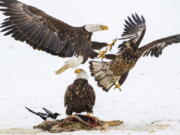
[90,13,180,92]
[0,0,112,74]
[64,69,95,115]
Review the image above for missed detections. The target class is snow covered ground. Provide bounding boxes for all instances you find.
[0,0,180,134]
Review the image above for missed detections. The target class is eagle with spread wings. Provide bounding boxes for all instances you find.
[90,13,180,92]
[0,0,114,74]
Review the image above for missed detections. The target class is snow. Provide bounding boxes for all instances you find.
[0,0,180,134]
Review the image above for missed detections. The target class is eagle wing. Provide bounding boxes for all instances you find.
[122,13,146,39]
[105,54,117,60]
[119,71,129,86]
[64,84,74,107]
[0,0,87,57]
[86,84,96,106]
[118,13,146,53]
[140,34,180,57]
[91,41,108,50]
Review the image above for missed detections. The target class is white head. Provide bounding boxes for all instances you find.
[75,68,89,80]
[84,24,109,33]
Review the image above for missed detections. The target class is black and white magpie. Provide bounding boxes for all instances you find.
[25,107,60,121]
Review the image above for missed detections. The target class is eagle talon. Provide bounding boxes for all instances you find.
[98,48,108,59]
[114,83,122,91]
[107,39,117,51]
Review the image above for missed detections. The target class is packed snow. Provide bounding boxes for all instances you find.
[0,0,180,134]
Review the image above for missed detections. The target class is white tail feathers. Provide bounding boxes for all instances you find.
[89,61,118,92]
[55,56,84,75]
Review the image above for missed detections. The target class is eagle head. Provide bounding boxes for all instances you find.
[84,24,109,32]
[75,68,89,80]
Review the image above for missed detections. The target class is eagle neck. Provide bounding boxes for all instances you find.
[74,79,88,84]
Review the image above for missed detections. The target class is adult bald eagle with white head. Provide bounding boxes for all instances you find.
[64,68,95,115]
[0,0,113,74]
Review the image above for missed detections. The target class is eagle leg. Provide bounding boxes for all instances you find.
[114,83,122,91]
[98,39,117,59]
[98,48,108,59]
[107,39,117,51]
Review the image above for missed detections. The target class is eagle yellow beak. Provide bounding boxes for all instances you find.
[100,25,109,30]
[75,69,82,73]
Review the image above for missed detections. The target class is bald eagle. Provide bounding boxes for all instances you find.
[0,0,111,74]
[64,69,95,115]
[90,13,180,92]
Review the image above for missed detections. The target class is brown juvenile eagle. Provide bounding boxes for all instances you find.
[90,13,180,92]
[0,0,114,74]
[64,68,95,115]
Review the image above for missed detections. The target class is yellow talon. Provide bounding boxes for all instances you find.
[114,83,122,91]
[98,48,108,59]
[107,39,117,51]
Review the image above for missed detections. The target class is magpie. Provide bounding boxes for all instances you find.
[25,107,60,121]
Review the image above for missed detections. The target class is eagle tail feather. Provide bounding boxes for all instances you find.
[55,56,84,75]
[89,61,116,92]
[55,64,69,75]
